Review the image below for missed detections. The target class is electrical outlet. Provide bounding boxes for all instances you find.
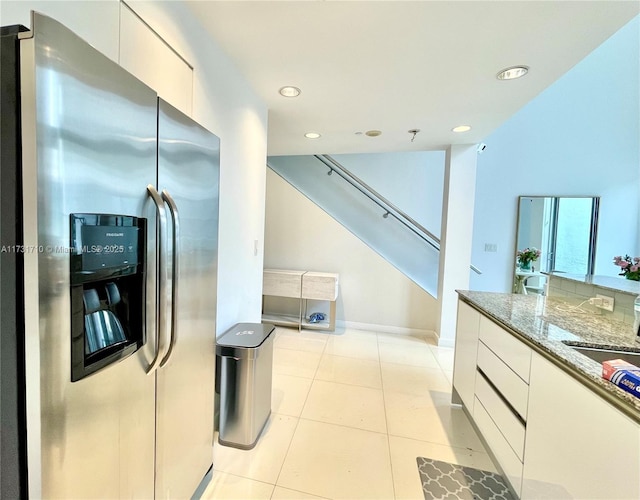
[595,294,614,312]
[484,243,498,252]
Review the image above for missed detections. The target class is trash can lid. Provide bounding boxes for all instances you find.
[217,322,275,349]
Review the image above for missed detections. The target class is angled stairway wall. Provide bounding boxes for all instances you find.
[267,155,441,298]
[263,168,438,334]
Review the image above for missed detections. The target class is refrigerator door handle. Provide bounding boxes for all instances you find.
[159,189,180,368]
[147,184,168,375]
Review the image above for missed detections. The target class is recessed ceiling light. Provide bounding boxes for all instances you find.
[496,66,529,80]
[365,130,382,137]
[279,86,301,97]
[452,125,472,133]
[304,132,321,139]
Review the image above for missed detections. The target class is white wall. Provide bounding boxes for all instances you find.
[436,145,478,346]
[470,16,640,292]
[264,169,437,335]
[331,151,445,237]
[1,0,269,335]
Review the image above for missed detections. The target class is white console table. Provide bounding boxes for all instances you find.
[514,270,545,295]
[262,269,339,331]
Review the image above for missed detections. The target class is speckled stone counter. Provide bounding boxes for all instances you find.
[457,290,640,422]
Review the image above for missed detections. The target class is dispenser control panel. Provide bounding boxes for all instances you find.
[69,213,146,381]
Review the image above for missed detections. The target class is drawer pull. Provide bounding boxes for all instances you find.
[477,368,526,427]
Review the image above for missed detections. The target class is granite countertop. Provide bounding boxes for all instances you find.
[457,290,640,420]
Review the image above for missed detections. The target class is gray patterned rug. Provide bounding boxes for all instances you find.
[416,457,514,500]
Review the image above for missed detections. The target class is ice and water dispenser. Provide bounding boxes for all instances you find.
[70,213,146,381]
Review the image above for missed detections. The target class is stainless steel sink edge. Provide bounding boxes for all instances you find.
[561,341,640,366]
[561,340,640,353]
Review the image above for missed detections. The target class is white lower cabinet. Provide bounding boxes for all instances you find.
[454,298,640,500]
[452,301,481,409]
[454,300,530,496]
[475,374,526,461]
[479,315,531,382]
[522,352,640,500]
[472,331,530,497]
[473,396,524,497]
[477,342,529,419]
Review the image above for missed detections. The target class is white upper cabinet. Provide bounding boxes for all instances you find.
[118,4,192,116]
[0,1,121,62]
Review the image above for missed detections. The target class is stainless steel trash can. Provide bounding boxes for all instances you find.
[216,322,275,449]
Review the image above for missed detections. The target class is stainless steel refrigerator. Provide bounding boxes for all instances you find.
[0,12,219,499]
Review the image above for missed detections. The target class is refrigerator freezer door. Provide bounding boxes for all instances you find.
[19,13,158,499]
[0,24,30,499]
[155,99,220,498]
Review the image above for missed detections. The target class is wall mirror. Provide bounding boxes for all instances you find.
[514,196,599,292]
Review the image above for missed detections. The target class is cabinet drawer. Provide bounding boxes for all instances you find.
[263,270,304,297]
[302,272,339,301]
[479,316,531,382]
[474,397,523,498]
[475,371,526,460]
[477,342,529,419]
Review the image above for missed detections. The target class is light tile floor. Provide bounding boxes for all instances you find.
[202,327,496,500]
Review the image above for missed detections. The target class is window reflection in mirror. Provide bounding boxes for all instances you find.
[515,196,599,276]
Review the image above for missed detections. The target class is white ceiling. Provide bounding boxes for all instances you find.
[186,1,639,156]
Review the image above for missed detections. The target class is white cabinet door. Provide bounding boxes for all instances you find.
[119,4,193,116]
[452,301,480,408]
[523,352,640,500]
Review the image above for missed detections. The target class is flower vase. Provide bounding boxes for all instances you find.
[519,261,531,271]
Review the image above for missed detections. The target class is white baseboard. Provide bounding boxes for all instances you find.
[428,328,456,348]
[435,336,455,348]
[338,320,437,341]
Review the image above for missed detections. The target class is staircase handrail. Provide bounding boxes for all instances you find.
[316,155,439,248]
[316,155,482,275]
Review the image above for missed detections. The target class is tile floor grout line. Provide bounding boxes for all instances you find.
[387,433,494,456]
[207,469,276,498]
[385,430,489,454]
[306,375,383,391]
[271,329,328,492]
[210,329,487,499]
[376,335,397,500]
[292,415,390,438]
[219,470,276,487]
[379,359,450,372]
[312,378,382,391]
[271,329,482,499]
[270,485,326,500]
[273,369,319,381]
[274,345,327,354]
[271,395,305,491]
[315,351,380,361]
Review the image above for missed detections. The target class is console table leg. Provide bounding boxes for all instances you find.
[328,300,336,332]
